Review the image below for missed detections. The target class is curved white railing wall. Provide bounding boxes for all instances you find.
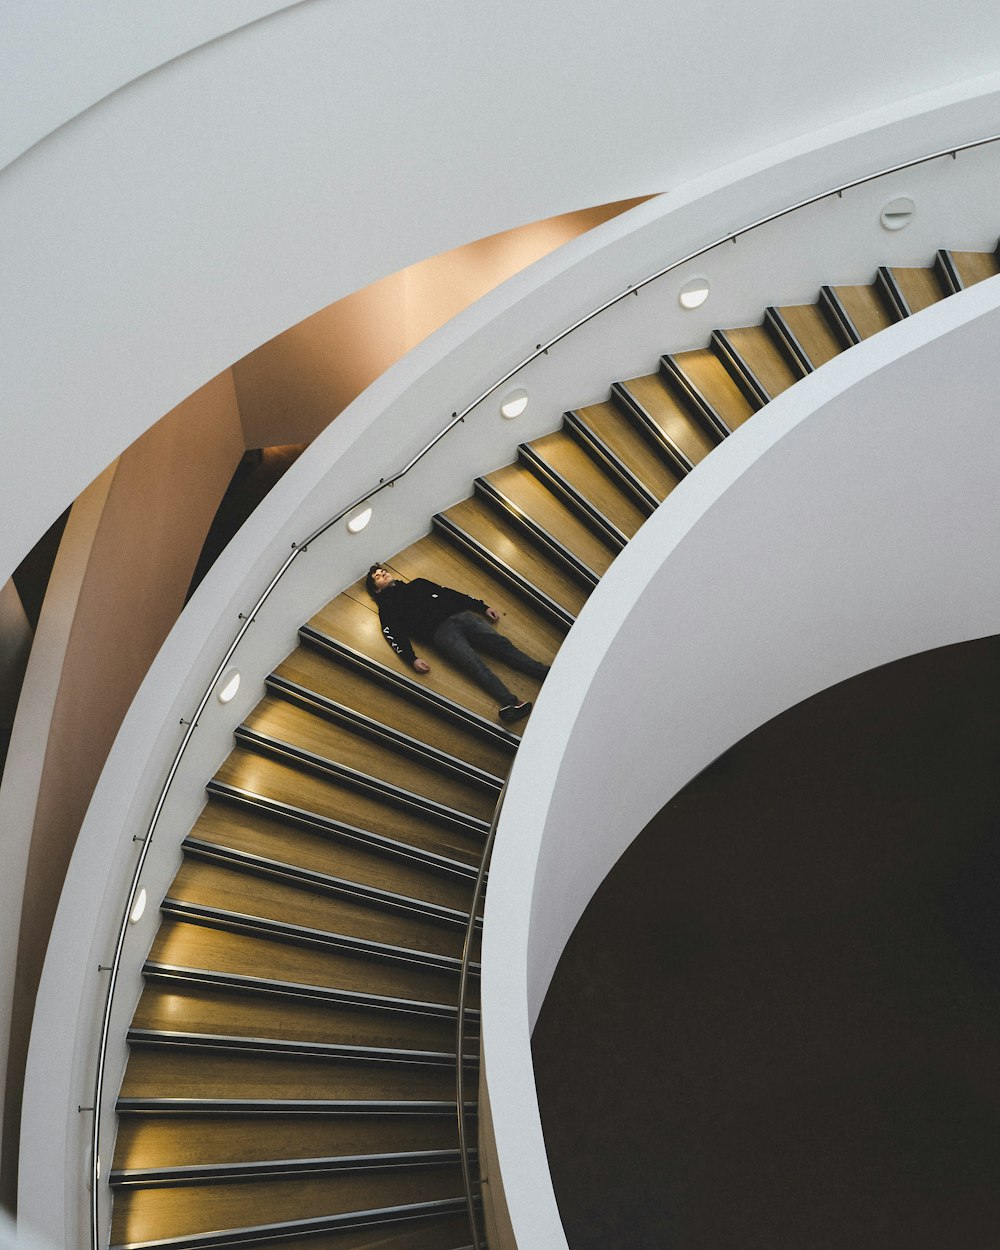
[17,132,1000,1245]
[3,0,1000,582]
[483,276,1000,1250]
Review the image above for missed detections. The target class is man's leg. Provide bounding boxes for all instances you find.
[456,612,550,681]
[432,615,517,706]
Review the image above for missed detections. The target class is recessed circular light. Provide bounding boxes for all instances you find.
[678,278,710,310]
[500,388,529,419]
[880,196,915,231]
[216,669,241,704]
[347,506,373,534]
[129,888,147,925]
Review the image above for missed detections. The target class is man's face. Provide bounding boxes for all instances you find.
[371,566,395,591]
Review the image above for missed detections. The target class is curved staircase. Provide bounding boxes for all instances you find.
[108,243,998,1249]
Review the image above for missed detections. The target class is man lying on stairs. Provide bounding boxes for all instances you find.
[366,564,549,724]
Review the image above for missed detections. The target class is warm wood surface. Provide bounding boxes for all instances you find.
[132,984,464,1054]
[573,401,682,500]
[215,752,485,865]
[833,284,894,338]
[529,431,647,537]
[113,1112,463,1171]
[889,266,946,313]
[486,463,618,575]
[777,303,843,369]
[442,497,590,616]
[148,920,472,1008]
[274,648,513,777]
[951,249,1000,286]
[242,697,496,823]
[120,1047,457,1102]
[668,349,755,429]
[618,373,716,463]
[168,859,468,960]
[189,802,476,913]
[244,1217,476,1250]
[111,1165,466,1245]
[721,326,797,398]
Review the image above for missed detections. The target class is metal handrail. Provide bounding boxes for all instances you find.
[87,130,1000,1249]
[455,779,506,1249]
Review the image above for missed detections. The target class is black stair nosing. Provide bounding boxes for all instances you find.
[141,962,481,1024]
[762,307,815,378]
[562,410,660,515]
[115,1098,474,1119]
[126,1027,476,1069]
[709,329,771,408]
[109,1196,474,1250]
[182,835,479,932]
[205,781,480,882]
[609,381,699,477]
[655,355,733,443]
[818,285,863,347]
[934,250,964,295]
[264,672,504,795]
[431,513,576,631]
[159,896,480,979]
[471,476,602,590]
[298,626,520,751]
[517,442,629,551]
[233,725,491,841]
[109,1147,476,1189]
[875,265,912,320]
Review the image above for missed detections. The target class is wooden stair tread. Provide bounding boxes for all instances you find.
[529,430,647,537]
[950,248,1000,286]
[719,325,798,398]
[167,860,468,960]
[776,303,843,369]
[832,283,895,338]
[240,697,496,824]
[214,753,484,866]
[189,803,475,913]
[618,373,716,462]
[889,265,947,313]
[110,1166,465,1247]
[238,1217,474,1250]
[132,985,462,1054]
[485,462,618,575]
[148,920,472,1008]
[273,648,512,777]
[667,348,755,429]
[572,400,682,500]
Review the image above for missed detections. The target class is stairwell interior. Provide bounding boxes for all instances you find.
[107,244,998,1250]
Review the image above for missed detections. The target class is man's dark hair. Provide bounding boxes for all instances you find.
[365,564,383,598]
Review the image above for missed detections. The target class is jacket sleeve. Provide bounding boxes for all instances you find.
[377,601,417,666]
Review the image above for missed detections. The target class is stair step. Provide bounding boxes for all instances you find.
[770,302,844,370]
[825,280,897,340]
[521,431,644,541]
[949,245,1000,288]
[614,373,716,467]
[567,402,680,505]
[661,348,753,432]
[886,264,949,313]
[713,324,799,401]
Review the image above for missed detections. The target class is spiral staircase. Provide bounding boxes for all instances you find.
[107,244,998,1249]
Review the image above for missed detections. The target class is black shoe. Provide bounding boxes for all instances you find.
[499,700,532,724]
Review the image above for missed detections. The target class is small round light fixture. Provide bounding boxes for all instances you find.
[678,278,710,310]
[216,669,241,704]
[880,196,915,231]
[500,387,529,419]
[129,887,147,925]
[346,506,372,534]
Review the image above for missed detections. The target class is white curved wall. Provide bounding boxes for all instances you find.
[3,0,1000,584]
[482,275,1000,1250]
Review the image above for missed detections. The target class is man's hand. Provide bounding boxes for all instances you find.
[485,607,500,623]
[412,658,431,674]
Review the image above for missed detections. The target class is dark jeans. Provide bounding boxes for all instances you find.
[432,612,549,706]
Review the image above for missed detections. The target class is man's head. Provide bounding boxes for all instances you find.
[366,564,395,597]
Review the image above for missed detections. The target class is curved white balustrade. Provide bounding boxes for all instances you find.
[482,276,1000,1250]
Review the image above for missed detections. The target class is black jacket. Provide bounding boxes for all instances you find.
[376,578,488,666]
